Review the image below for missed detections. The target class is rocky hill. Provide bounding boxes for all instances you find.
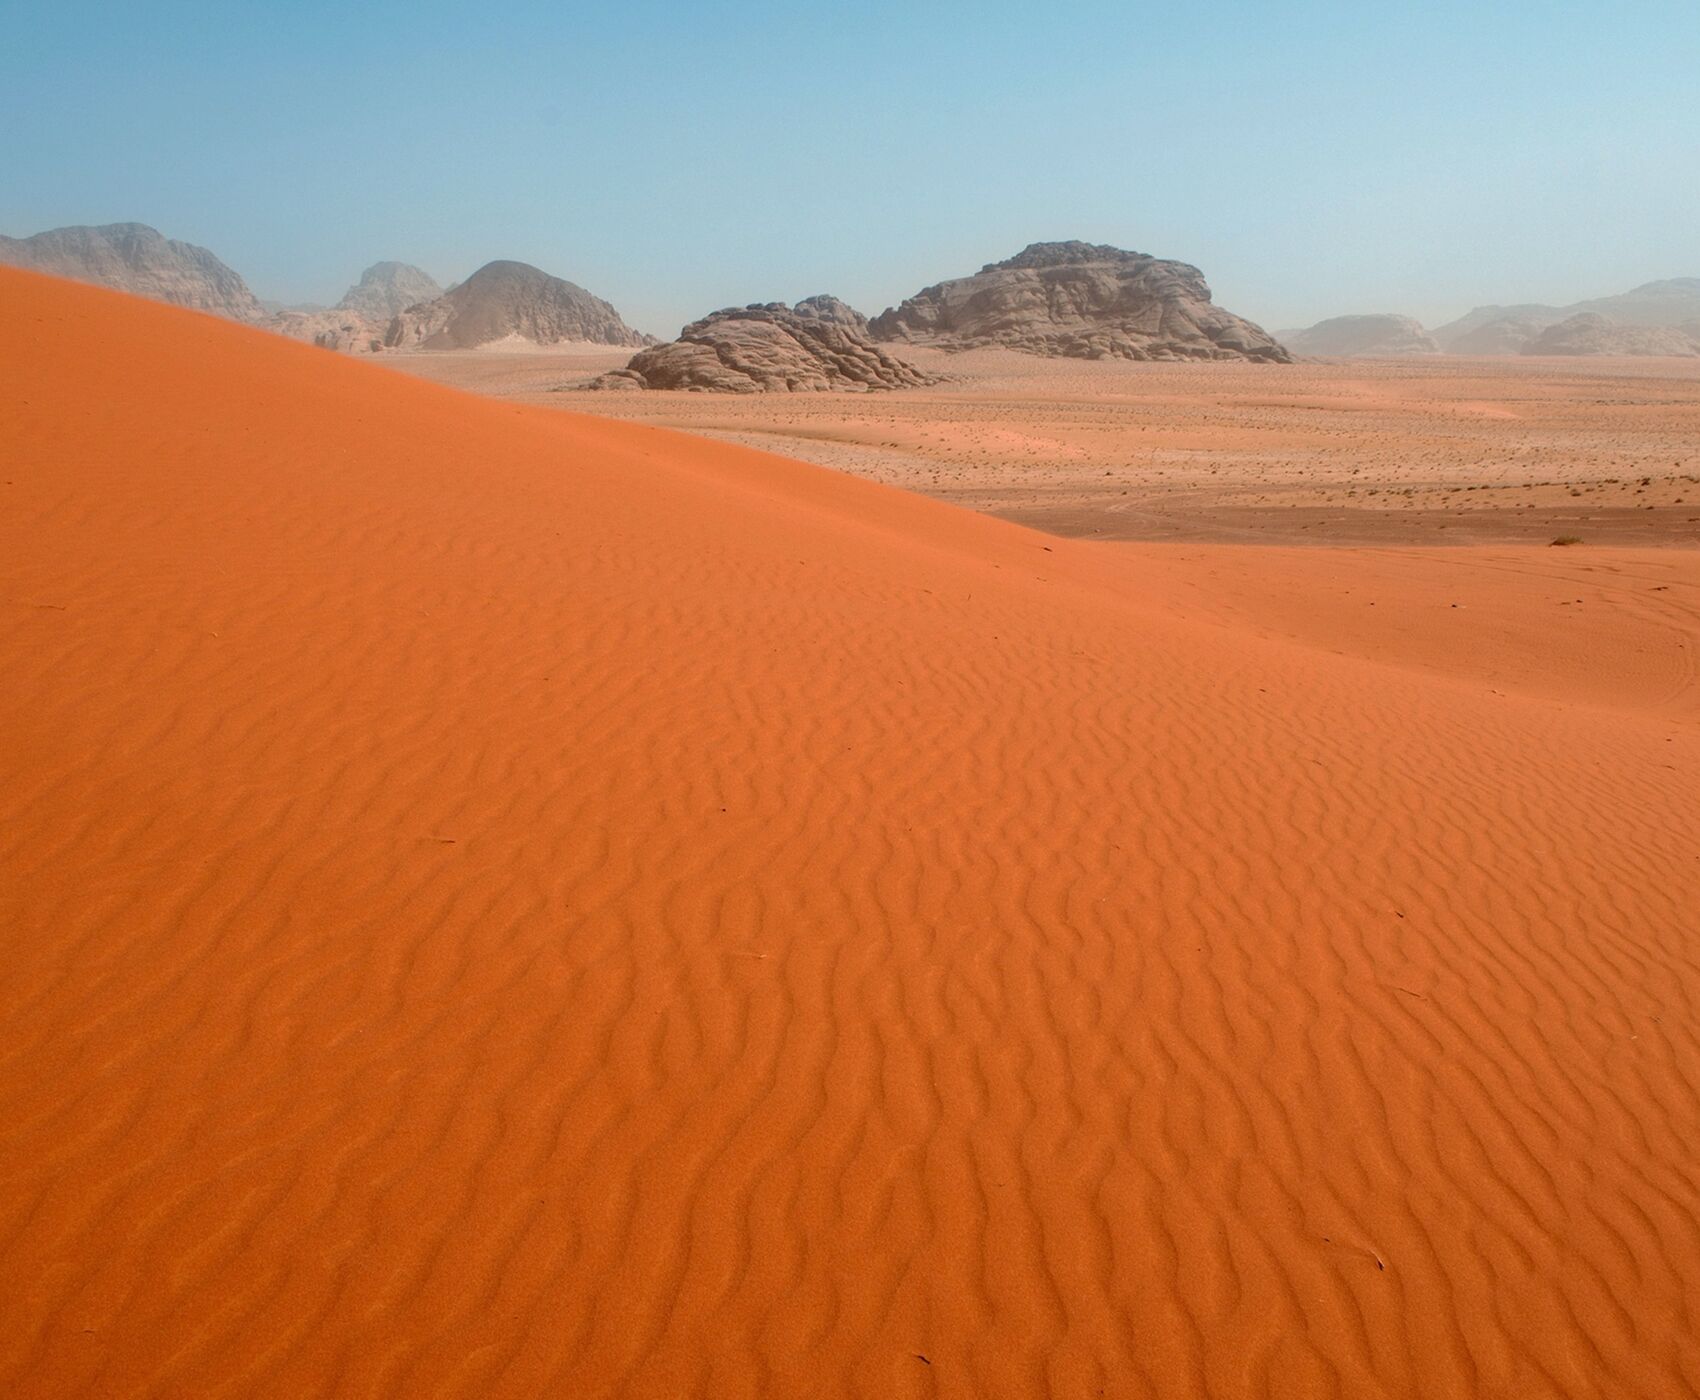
[1442,316,1546,355]
[384,260,647,350]
[1281,314,1439,357]
[1567,278,1700,328]
[1433,278,1700,351]
[590,299,935,392]
[0,222,263,321]
[869,241,1289,363]
[336,262,442,323]
[1519,313,1700,357]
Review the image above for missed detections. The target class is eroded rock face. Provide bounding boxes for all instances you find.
[868,241,1289,363]
[336,262,442,323]
[590,300,935,393]
[0,222,263,321]
[385,260,648,349]
[1520,313,1700,357]
[1282,314,1439,357]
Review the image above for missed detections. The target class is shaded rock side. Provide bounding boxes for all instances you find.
[1282,314,1439,357]
[1519,313,1700,357]
[0,222,263,321]
[868,241,1290,363]
[336,262,443,323]
[385,260,648,349]
[590,300,935,393]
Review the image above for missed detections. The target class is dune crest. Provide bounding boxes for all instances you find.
[2,268,1698,1399]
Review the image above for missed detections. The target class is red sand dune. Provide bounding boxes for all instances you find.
[3,268,1698,1398]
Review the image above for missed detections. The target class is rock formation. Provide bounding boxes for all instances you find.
[1281,314,1439,357]
[1519,313,1700,357]
[590,299,935,393]
[788,294,871,332]
[265,308,387,354]
[336,262,442,323]
[1566,278,1700,328]
[868,241,1289,363]
[384,260,647,350]
[262,263,442,353]
[0,222,263,321]
[1433,278,1700,351]
[1442,316,1544,356]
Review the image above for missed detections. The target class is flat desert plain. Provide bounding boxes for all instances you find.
[393,344,1700,546]
[4,269,1700,1400]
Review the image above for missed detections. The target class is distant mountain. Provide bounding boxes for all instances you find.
[1281,314,1439,358]
[0,222,262,321]
[1442,316,1547,356]
[1567,278,1700,327]
[590,297,934,393]
[1433,278,1700,352]
[384,260,648,350]
[870,241,1290,363]
[336,262,442,323]
[1519,313,1700,358]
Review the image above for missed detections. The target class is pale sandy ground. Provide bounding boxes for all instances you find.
[4,272,1700,1399]
[391,345,1700,546]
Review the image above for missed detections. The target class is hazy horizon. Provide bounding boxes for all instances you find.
[6,1,1697,340]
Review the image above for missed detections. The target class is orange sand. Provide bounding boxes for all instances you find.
[3,268,1699,1398]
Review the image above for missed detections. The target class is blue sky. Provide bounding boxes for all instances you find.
[4,1,1697,336]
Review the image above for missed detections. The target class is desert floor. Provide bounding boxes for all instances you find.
[390,345,1700,547]
[4,274,1699,1399]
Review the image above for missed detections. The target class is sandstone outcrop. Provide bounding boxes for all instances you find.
[590,299,935,392]
[0,222,263,321]
[385,260,647,349]
[868,241,1289,363]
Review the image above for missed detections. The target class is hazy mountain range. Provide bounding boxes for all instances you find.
[5,221,1698,367]
[1282,280,1700,358]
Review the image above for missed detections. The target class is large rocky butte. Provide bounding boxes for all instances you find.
[869,241,1290,363]
[0,222,263,321]
[1519,313,1700,358]
[384,260,648,350]
[590,297,935,393]
[336,262,443,323]
[1281,314,1439,358]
